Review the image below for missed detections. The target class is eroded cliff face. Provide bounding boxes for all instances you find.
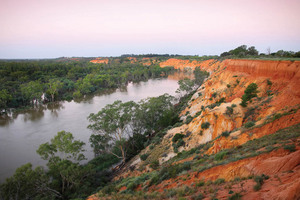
[88,58,300,200]
[90,58,109,64]
[160,58,203,71]
[163,59,300,154]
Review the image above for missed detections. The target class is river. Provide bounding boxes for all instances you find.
[0,72,191,183]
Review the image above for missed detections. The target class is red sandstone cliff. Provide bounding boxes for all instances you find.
[88,58,300,200]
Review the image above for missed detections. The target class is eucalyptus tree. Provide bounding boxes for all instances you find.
[88,100,138,163]
[20,81,44,105]
[47,79,63,102]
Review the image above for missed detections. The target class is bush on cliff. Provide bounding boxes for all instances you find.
[240,83,258,107]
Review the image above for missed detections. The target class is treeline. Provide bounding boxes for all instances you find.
[220,45,300,58]
[0,60,174,113]
[120,54,180,58]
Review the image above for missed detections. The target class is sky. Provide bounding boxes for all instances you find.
[0,0,299,58]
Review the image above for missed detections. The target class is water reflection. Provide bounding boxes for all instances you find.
[0,115,14,126]
[73,88,118,104]
[0,72,192,127]
[23,107,45,123]
[0,103,65,126]
[47,102,65,118]
[168,71,194,80]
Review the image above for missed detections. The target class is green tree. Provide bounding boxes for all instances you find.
[37,130,86,162]
[240,83,258,107]
[194,67,209,86]
[20,81,43,105]
[88,100,137,163]
[135,94,175,134]
[47,79,64,102]
[0,89,12,113]
[0,163,59,200]
[247,46,259,56]
[176,78,196,95]
[36,131,90,199]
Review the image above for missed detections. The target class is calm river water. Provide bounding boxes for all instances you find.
[0,72,190,182]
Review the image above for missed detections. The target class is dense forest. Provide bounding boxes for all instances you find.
[0,59,174,113]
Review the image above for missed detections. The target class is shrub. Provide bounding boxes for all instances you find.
[267,79,272,86]
[244,121,255,128]
[185,115,193,124]
[253,174,268,191]
[267,90,273,96]
[127,182,137,191]
[244,107,255,120]
[214,178,225,185]
[195,111,202,117]
[201,122,210,129]
[215,151,227,161]
[150,160,160,170]
[198,130,203,136]
[191,193,204,200]
[228,192,242,200]
[140,153,149,161]
[227,84,231,88]
[172,133,185,143]
[166,189,177,198]
[149,173,160,185]
[196,180,205,187]
[226,106,234,116]
[240,83,258,107]
[151,137,160,145]
[102,184,116,195]
[175,139,185,148]
[221,131,230,137]
[272,113,282,121]
[212,92,217,98]
[216,97,226,105]
[283,144,296,152]
[207,103,217,109]
[158,162,191,183]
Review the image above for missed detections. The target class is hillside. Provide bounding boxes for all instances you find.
[88,58,300,200]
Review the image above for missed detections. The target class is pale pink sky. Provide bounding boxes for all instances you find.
[0,0,299,58]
